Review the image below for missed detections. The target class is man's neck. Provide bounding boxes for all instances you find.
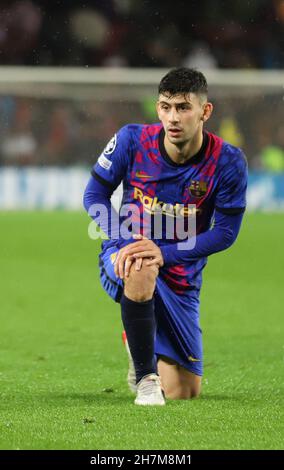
[164,130,203,165]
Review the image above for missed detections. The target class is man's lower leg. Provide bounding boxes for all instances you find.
[120,293,157,384]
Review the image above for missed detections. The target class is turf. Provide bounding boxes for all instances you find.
[0,211,283,450]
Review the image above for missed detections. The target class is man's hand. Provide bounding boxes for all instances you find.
[124,255,142,279]
[114,235,163,279]
[114,246,143,280]
[122,235,164,268]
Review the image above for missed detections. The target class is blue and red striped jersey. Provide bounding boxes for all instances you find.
[92,123,247,291]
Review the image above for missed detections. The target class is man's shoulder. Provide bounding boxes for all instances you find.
[209,132,247,171]
[120,123,162,139]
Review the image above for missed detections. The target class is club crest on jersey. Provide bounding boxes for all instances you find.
[103,134,117,155]
[189,180,207,198]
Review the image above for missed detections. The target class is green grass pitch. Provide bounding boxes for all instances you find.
[0,211,283,450]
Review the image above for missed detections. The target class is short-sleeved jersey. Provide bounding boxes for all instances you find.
[92,123,247,292]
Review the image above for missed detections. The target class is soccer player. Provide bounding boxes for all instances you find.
[83,68,247,406]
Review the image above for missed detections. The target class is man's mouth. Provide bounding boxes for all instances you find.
[168,128,182,136]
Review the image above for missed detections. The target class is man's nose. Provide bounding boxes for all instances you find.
[169,108,179,123]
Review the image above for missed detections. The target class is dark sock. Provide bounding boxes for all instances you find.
[121,293,157,384]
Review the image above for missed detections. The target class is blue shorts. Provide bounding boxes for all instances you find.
[99,245,203,376]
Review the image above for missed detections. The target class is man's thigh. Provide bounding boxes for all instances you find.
[154,276,203,377]
[99,245,123,302]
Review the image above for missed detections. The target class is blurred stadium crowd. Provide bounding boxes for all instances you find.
[1,93,283,171]
[0,0,283,170]
[0,0,283,68]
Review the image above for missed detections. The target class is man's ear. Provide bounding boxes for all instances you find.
[202,102,213,123]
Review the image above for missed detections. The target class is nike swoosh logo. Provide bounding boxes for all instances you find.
[135,171,152,179]
[110,252,118,264]
[188,356,202,362]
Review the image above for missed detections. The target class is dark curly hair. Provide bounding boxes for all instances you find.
[158,68,208,98]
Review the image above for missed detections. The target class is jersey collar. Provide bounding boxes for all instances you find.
[158,128,209,167]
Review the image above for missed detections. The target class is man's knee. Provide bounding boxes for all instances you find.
[158,357,202,400]
[164,384,201,400]
[124,262,158,302]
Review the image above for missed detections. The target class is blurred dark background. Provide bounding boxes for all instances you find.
[0,0,283,69]
[0,0,283,172]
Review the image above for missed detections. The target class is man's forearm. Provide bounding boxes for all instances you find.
[160,210,244,266]
[83,176,120,239]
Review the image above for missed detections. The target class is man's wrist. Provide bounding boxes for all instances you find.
[160,245,178,266]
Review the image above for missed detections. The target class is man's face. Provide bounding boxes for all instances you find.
[156,92,210,145]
